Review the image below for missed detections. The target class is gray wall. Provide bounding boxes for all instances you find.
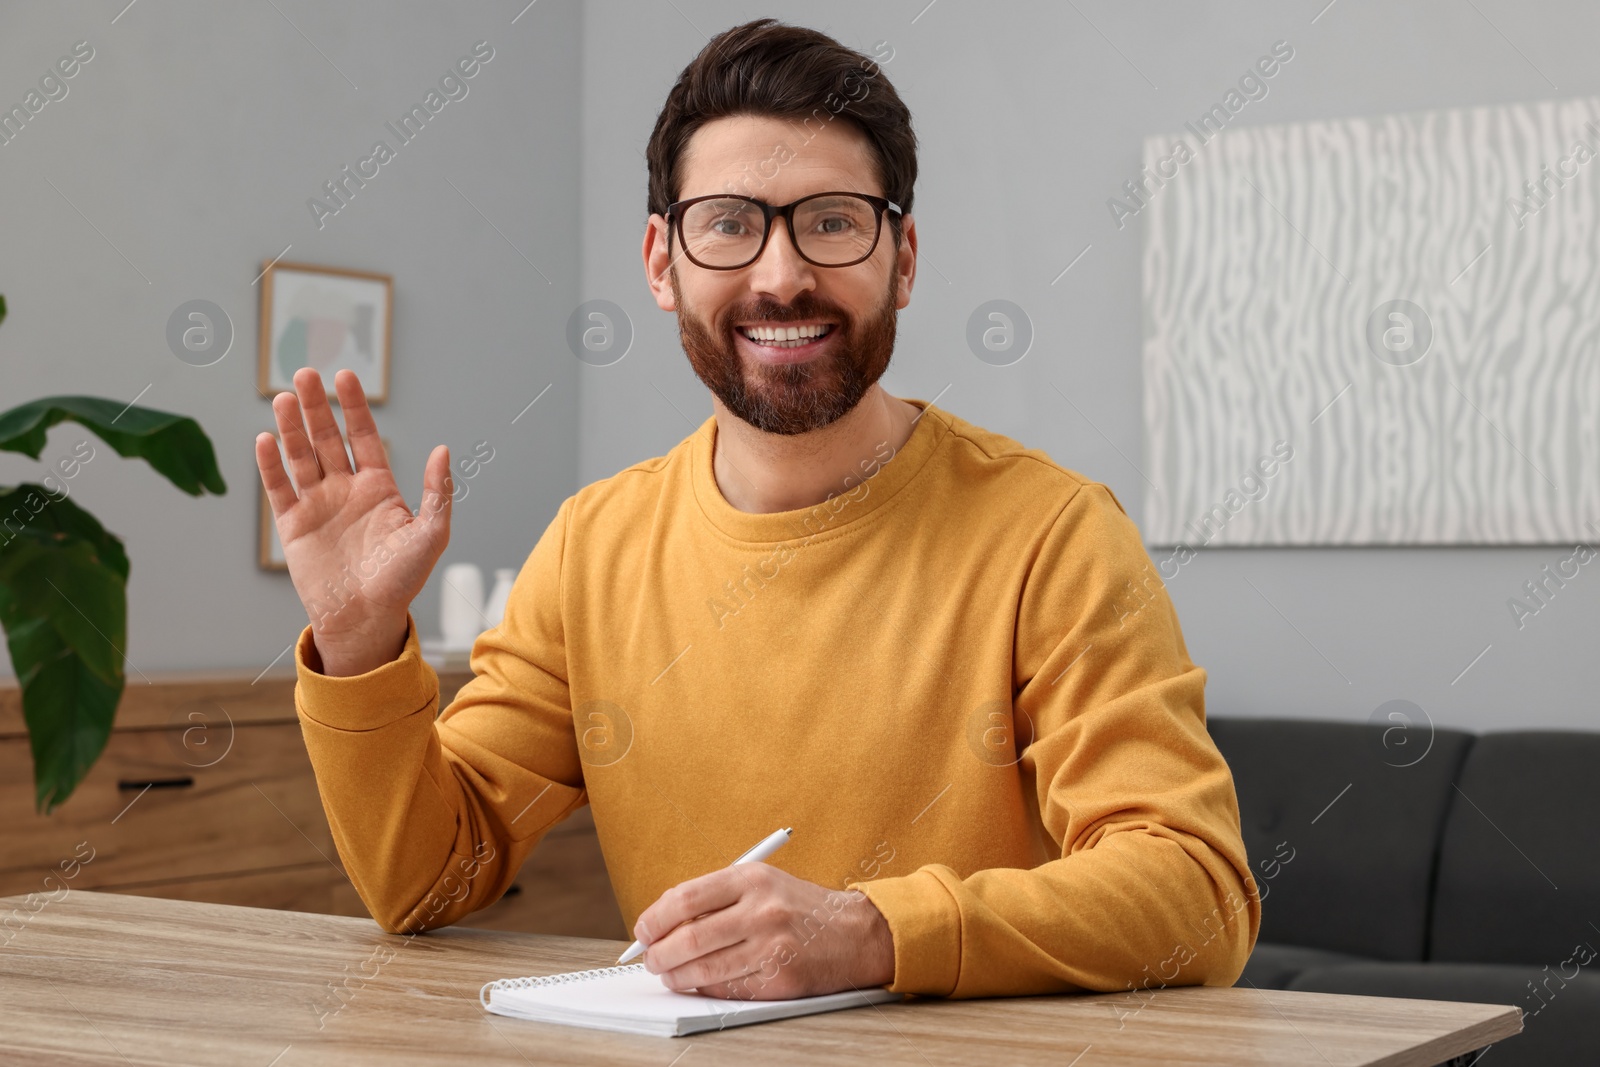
[3,1,1596,734]
[0,0,582,677]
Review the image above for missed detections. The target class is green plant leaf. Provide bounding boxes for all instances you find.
[0,298,206,811]
[0,519,128,684]
[0,527,126,813]
[0,613,122,814]
[0,483,130,582]
[0,396,227,497]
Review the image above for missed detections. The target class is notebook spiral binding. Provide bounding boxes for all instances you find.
[479,963,648,1009]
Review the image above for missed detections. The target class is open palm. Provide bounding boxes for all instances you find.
[255,368,452,676]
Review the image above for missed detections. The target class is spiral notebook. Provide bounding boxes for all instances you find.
[479,962,900,1037]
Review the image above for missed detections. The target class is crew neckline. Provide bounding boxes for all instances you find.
[690,397,951,544]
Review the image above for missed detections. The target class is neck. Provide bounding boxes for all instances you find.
[710,384,921,513]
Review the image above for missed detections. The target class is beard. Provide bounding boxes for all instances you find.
[671,261,899,436]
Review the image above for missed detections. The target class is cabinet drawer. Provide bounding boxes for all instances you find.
[0,721,332,895]
[97,811,627,940]
[3,706,625,940]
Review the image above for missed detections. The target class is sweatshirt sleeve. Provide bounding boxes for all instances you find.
[292,496,586,935]
[849,482,1260,998]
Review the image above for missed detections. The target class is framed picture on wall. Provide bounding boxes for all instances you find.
[258,261,392,404]
[259,436,391,571]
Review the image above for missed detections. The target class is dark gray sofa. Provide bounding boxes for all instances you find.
[1208,718,1600,1066]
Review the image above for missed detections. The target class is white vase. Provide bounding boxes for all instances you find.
[484,568,515,630]
[440,562,485,649]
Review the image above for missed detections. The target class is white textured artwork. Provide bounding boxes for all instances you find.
[1142,95,1600,546]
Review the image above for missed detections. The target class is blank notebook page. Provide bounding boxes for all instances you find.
[480,962,901,1037]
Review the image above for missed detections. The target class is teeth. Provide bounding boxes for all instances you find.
[739,323,832,346]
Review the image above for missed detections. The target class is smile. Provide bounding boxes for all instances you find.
[737,323,835,349]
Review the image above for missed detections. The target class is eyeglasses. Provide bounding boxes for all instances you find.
[666,191,903,270]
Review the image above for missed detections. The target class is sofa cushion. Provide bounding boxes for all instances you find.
[1288,961,1600,1067]
[1238,941,1371,990]
[1208,717,1473,961]
[1430,731,1600,965]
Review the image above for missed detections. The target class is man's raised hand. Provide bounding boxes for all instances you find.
[254,367,453,677]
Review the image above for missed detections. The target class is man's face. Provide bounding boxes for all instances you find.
[646,115,914,436]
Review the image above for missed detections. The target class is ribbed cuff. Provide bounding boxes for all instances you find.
[293,613,438,732]
[849,866,963,997]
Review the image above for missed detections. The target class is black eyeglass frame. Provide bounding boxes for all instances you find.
[665,191,904,270]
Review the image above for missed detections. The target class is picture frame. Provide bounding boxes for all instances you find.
[258,261,392,404]
[259,436,391,571]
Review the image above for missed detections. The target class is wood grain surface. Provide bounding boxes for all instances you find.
[0,668,627,944]
[1,891,1520,1066]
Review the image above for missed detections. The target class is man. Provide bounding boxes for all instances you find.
[255,17,1258,1002]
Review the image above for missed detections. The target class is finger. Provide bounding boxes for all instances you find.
[271,389,323,489]
[418,444,452,533]
[294,367,354,478]
[334,369,388,473]
[644,910,747,979]
[254,432,298,518]
[634,868,748,949]
[657,940,764,998]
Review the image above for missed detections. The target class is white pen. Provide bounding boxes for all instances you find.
[616,827,793,964]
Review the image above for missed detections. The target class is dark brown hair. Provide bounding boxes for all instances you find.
[645,18,917,248]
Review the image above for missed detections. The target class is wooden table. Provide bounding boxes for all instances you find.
[1,891,1520,1066]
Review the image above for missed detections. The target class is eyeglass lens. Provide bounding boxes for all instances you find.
[678,195,882,268]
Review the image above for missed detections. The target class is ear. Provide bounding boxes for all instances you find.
[893,214,917,310]
[643,214,677,312]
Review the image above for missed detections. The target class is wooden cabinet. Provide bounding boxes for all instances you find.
[0,669,626,941]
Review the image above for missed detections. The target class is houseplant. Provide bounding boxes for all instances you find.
[0,293,227,812]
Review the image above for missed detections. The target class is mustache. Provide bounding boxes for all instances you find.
[722,301,847,329]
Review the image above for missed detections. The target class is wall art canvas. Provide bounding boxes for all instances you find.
[1142,95,1600,545]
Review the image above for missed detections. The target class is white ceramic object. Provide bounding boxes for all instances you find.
[440,562,485,648]
[484,568,515,630]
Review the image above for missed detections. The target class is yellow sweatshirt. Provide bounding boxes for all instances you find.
[292,399,1260,999]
